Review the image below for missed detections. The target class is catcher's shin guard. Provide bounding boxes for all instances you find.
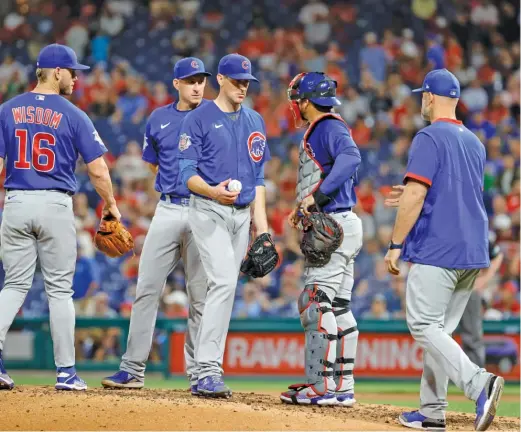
[333,298,358,393]
[298,285,337,395]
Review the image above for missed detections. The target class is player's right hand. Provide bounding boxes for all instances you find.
[384,185,405,208]
[211,179,240,205]
[103,203,122,221]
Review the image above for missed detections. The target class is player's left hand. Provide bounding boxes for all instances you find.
[287,206,303,229]
[384,185,405,208]
[300,195,316,215]
[384,248,401,275]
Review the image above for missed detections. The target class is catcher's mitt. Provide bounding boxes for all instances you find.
[300,212,343,267]
[94,215,134,258]
[240,232,279,278]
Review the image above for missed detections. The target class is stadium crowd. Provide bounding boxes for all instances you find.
[0,0,519,353]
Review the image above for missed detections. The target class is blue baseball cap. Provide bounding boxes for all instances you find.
[173,57,211,80]
[412,68,460,98]
[218,53,258,82]
[36,44,90,70]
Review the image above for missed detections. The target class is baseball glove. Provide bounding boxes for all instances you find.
[94,215,134,258]
[240,232,279,278]
[300,212,343,267]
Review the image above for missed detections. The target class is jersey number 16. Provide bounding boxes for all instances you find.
[14,129,55,172]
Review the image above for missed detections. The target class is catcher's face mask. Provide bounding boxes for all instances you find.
[287,72,308,128]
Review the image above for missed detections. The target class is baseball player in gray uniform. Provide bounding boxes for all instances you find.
[178,54,276,398]
[101,58,211,392]
[0,44,119,391]
[279,72,362,407]
[384,69,503,431]
[459,233,503,367]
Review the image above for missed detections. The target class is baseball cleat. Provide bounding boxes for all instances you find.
[190,384,200,396]
[398,411,446,431]
[335,391,356,407]
[280,384,337,406]
[474,375,504,431]
[197,375,232,398]
[101,370,144,389]
[55,367,87,391]
[0,353,14,390]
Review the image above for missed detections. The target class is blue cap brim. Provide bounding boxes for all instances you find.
[176,71,212,79]
[412,87,424,93]
[71,63,90,70]
[309,96,342,107]
[226,73,259,82]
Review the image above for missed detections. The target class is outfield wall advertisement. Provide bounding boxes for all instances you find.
[170,331,520,381]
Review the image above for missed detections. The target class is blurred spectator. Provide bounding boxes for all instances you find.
[360,32,388,83]
[426,35,446,70]
[90,88,116,118]
[492,282,520,318]
[461,79,489,113]
[269,265,301,317]
[99,3,125,37]
[147,82,174,113]
[114,141,150,183]
[87,292,118,318]
[72,246,100,316]
[299,0,330,48]
[64,21,89,61]
[471,0,500,27]
[91,32,111,65]
[362,294,391,320]
[112,76,148,124]
[163,290,189,318]
[0,54,28,85]
[232,282,269,318]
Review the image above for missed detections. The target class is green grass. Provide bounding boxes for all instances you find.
[9,373,520,417]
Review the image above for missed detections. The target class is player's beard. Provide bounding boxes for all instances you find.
[59,80,73,96]
[421,103,431,122]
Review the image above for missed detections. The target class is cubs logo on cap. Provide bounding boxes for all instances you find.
[191,60,199,68]
[247,132,266,163]
[242,60,249,70]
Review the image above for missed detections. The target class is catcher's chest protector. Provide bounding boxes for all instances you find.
[296,113,346,203]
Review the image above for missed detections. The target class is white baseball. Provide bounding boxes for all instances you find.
[228,179,242,192]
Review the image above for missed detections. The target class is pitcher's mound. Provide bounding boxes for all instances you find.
[1,387,519,431]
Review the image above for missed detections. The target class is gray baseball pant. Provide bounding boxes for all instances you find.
[0,190,76,367]
[120,198,207,383]
[188,195,251,379]
[459,290,485,367]
[406,264,492,420]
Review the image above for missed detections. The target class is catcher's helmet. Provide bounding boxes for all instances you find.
[287,72,341,127]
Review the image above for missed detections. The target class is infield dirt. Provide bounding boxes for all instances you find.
[1,386,519,431]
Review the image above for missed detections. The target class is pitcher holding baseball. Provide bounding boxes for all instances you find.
[178,53,278,398]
